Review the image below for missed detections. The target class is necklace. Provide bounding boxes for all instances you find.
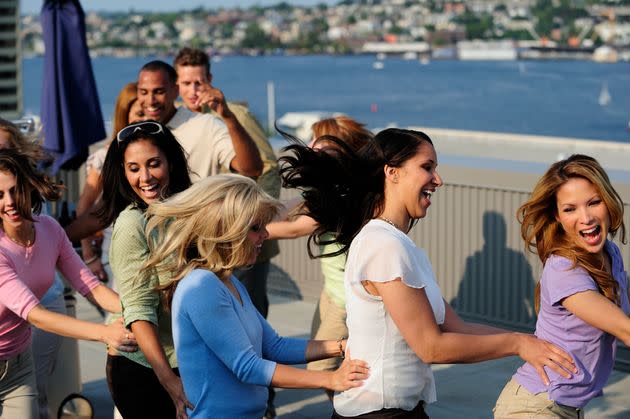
[4,224,35,247]
[378,217,404,232]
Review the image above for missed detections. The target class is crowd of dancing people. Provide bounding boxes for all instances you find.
[0,46,628,419]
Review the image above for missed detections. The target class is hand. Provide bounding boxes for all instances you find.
[329,348,369,392]
[103,318,137,353]
[194,83,231,119]
[87,258,108,283]
[162,374,194,419]
[516,333,577,385]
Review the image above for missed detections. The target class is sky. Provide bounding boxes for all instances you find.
[21,0,334,14]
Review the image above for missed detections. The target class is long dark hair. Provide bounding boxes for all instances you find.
[0,149,62,220]
[279,127,433,257]
[97,121,191,225]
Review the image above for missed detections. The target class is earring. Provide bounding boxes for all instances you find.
[393,176,399,183]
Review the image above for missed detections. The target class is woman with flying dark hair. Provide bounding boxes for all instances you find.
[0,149,133,419]
[279,128,577,418]
[98,120,193,419]
[267,115,373,402]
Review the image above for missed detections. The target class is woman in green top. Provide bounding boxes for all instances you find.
[97,121,193,419]
[267,116,373,400]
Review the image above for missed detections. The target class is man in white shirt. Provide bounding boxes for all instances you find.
[136,60,262,181]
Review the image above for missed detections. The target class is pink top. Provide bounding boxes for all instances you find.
[0,215,100,359]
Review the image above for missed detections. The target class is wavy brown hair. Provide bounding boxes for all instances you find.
[0,118,49,164]
[311,115,373,152]
[112,82,139,137]
[519,154,626,311]
[0,149,62,220]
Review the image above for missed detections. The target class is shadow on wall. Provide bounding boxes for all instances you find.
[268,263,303,301]
[450,211,536,331]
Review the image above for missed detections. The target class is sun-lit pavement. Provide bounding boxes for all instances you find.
[74,294,630,419]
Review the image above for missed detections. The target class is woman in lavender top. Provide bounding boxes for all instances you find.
[494,154,630,418]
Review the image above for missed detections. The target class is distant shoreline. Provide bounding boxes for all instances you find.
[22,50,630,63]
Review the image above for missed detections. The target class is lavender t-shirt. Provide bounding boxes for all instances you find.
[514,241,629,408]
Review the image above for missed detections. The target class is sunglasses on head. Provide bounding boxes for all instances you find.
[116,121,164,143]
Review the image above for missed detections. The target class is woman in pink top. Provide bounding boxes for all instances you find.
[0,149,135,419]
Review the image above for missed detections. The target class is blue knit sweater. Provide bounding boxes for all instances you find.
[172,269,309,418]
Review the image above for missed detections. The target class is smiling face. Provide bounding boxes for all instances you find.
[176,65,211,113]
[123,139,170,205]
[0,170,27,228]
[246,221,269,265]
[556,177,610,256]
[137,69,178,123]
[388,141,443,221]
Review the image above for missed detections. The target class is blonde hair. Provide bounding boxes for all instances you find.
[143,174,281,307]
[518,154,626,311]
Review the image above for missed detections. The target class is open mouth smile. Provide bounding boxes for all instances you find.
[579,225,602,246]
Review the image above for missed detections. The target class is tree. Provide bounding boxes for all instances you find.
[456,11,494,39]
[272,2,293,13]
[532,0,588,39]
[241,22,277,49]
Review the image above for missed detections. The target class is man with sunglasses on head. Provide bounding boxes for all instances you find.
[136,60,262,181]
[173,47,281,419]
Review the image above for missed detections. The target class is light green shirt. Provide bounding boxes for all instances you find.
[320,232,346,308]
[109,205,176,368]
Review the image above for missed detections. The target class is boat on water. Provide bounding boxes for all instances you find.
[457,40,517,61]
[593,46,618,63]
[402,51,418,60]
[275,111,336,142]
[599,82,611,106]
[372,61,384,70]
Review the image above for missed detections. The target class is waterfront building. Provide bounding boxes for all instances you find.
[0,0,21,120]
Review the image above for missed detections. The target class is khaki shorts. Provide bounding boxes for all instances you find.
[493,378,584,419]
[307,290,347,372]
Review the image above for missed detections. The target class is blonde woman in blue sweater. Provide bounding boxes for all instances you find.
[143,174,369,419]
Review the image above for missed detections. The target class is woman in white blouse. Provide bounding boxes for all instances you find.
[279,128,578,418]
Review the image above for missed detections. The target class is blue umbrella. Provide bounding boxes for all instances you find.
[40,0,105,173]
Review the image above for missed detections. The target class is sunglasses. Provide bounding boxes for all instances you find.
[116,121,164,143]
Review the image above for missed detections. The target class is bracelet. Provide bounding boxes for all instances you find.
[83,255,99,265]
[337,337,346,358]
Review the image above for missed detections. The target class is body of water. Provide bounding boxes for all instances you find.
[22,55,630,142]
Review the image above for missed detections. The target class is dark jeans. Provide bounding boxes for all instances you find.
[106,355,178,419]
[332,401,429,419]
[235,261,275,413]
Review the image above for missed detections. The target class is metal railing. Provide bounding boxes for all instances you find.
[269,176,630,370]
